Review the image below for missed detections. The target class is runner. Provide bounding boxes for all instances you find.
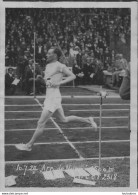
[15,47,97,151]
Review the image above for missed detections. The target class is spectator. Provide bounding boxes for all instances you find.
[24,60,45,95]
[76,48,83,68]
[119,62,130,100]
[6,8,130,87]
[93,59,104,85]
[5,68,17,95]
[112,54,128,87]
[36,43,45,61]
[73,61,84,86]
[119,62,130,131]
[83,59,95,85]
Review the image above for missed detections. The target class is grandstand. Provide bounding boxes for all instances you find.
[5,8,130,95]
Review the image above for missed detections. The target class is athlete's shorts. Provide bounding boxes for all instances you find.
[43,88,62,113]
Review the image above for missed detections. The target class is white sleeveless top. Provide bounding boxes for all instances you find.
[44,61,66,98]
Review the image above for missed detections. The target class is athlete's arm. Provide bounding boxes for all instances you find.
[59,66,76,85]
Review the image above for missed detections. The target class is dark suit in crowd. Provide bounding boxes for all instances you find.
[5,68,16,95]
[25,62,45,95]
[76,52,83,68]
[73,64,84,86]
[119,68,130,131]
[119,69,130,100]
[83,62,95,85]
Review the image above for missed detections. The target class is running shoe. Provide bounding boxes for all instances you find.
[89,117,97,131]
[15,144,32,151]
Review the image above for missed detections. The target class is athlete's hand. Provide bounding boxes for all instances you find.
[50,81,60,87]
[46,80,52,87]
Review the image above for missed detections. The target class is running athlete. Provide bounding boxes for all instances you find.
[15,47,97,151]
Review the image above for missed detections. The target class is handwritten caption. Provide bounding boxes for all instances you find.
[16,164,117,181]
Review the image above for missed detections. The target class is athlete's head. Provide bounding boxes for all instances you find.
[46,47,62,63]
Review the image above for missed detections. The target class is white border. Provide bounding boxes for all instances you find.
[130,1,138,190]
[0,1,137,192]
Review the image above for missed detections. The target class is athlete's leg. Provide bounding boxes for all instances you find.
[26,109,53,149]
[15,108,53,151]
[54,106,97,131]
[55,107,89,123]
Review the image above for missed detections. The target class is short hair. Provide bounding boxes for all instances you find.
[8,68,13,71]
[53,47,62,60]
[116,54,123,59]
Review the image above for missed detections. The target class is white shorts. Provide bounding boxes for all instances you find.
[43,88,62,113]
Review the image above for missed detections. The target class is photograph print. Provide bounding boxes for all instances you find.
[5,7,132,188]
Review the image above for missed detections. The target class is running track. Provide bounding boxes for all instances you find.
[5,95,130,163]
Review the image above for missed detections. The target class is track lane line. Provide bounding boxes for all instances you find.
[5,95,121,98]
[5,140,130,146]
[5,108,130,112]
[5,126,128,131]
[5,156,130,164]
[5,103,130,106]
[5,116,129,120]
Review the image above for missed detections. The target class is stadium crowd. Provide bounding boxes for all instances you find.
[5,8,130,94]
